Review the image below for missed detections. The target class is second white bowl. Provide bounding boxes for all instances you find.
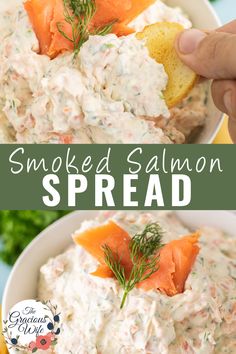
[3,210,236,322]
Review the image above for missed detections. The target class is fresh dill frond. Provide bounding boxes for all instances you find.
[57,0,117,58]
[132,223,164,258]
[103,223,163,309]
[92,20,118,36]
[103,245,127,289]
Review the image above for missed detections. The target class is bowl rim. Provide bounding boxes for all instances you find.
[208,113,224,144]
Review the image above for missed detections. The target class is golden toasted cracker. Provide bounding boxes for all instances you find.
[136,22,198,108]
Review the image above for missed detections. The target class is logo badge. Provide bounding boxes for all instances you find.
[2,300,60,352]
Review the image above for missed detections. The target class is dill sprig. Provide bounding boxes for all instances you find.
[103,223,164,309]
[57,0,117,57]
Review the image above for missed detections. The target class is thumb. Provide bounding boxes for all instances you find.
[175,29,236,79]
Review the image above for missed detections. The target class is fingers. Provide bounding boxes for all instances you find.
[211,79,236,117]
[175,29,236,79]
[228,118,236,143]
[217,20,236,34]
[211,79,236,143]
[174,21,236,142]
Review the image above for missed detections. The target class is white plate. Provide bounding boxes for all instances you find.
[0,0,223,144]
[3,210,236,323]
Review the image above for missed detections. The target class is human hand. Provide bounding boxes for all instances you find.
[175,21,236,143]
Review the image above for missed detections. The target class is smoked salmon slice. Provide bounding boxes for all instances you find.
[138,233,200,295]
[24,0,56,55]
[74,221,200,296]
[92,0,155,27]
[24,0,73,57]
[73,221,133,278]
[121,0,155,24]
[24,0,156,58]
[171,233,200,293]
[48,0,74,58]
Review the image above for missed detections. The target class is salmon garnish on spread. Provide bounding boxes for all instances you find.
[24,0,156,57]
[74,221,200,298]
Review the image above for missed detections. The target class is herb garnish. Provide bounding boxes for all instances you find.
[103,223,163,309]
[57,0,117,57]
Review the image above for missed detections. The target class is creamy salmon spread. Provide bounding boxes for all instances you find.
[29,211,236,354]
[0,1,208,144]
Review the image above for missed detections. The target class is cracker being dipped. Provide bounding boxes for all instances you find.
[136,22,198,107]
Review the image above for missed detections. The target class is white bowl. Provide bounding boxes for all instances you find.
[0,0,223,144]
[3,210,236,324]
